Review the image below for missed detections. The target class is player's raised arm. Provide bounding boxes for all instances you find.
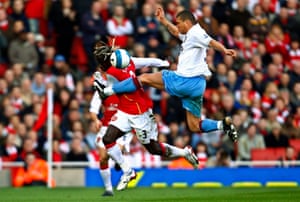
[155,6,179,38]
[131,57,169,70]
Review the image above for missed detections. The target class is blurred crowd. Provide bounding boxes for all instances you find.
[0,0,300,170]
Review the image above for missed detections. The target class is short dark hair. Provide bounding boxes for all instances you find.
[176,10,196,24]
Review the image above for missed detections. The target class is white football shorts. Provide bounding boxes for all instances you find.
[109,109,158,144]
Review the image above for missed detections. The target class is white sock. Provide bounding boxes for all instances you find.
[107,144,130,173]
[162,143,186,158]
[99,168,113,192]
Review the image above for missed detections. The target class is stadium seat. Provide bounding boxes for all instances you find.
[251,148,286,161]
[289,139,300,153]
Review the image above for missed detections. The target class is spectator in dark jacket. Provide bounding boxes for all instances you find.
[80,0,107,72]
[264,122,289,148]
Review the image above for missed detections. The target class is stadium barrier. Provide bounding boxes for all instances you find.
[1,161,300,188]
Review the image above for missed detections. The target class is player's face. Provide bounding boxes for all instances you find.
[175,18,187,34]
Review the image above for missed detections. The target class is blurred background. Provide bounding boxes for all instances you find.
[0,0,300,188]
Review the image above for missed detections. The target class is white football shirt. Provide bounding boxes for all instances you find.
[177,24,212,77]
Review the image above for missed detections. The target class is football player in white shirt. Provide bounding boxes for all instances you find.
[98,7,238,142]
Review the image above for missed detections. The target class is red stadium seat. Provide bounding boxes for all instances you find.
[289,139,300,153]
[251,148,286,161]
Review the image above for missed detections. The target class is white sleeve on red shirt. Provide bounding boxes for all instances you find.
[131,57,169,70]
[89,91,102,114]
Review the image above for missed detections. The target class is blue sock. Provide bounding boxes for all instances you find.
[200,119,218,132]
[112,77,137,94]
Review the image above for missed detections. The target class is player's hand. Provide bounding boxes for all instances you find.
[94,119,103,131]
[224,49,237,58]
[155,6,165,22]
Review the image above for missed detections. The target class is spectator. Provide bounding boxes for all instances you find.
[8,30,38,74]
[31,72,46,96]
[52,54,76,92]
[136,3,160,46]
[227,0,251,34]
[264,122,289,148]
[292,106,300,129]
[274,96,289,124]
[49,0,79,63]
[281,116,300,139]
[280,146,298,167]
[247,3,269,42]
[195,141,208,169]
[189,0,202,21]
[289,61,300,88]
[0,7,14,42]
[80,0,107,71]
[18,137,41,161]
[198,4,218,37]
[225,69,238,92]
[66,136,88,162]
[106,4,134,48]
[206,148,232,167]
[10,0,30,32]
[290,82,300,110]
[238,123,265,161]
[13,152,49,187]
[278,72,291,91]
[272,6,293,33]
[261,81,279,111]
[288,37,300,67]
[264,24,290,63]
[0,133,19,161]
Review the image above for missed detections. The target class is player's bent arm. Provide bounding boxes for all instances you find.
[209,39,237,57]
[209,39,227,54]
[131,57,170,70]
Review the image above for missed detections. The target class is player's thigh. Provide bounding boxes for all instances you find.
[109,110,132,132]
[130,111,158,144]
[162,70,206,97]
[139,72,165,90]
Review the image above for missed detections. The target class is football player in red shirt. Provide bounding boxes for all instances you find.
[89,71,133,196]
[93,42,199,191]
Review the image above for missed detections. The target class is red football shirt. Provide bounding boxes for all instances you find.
[106,60,152,115]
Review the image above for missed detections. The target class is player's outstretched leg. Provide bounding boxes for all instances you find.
[223,117,238,142]
[184,146,199,169]
[116,169,137,191]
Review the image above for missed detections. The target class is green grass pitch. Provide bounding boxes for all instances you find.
[1,187,300,202]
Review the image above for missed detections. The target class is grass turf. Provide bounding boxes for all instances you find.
[1,187,300,202]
